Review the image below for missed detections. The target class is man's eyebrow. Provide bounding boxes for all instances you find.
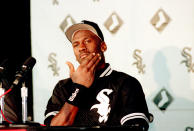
[72,35,94,43]
[72,40,79,44]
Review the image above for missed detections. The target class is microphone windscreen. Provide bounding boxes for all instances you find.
[22,57,36,71]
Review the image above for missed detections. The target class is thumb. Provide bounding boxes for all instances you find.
[66,61,75,77]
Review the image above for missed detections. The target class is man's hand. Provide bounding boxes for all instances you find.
[66,53,101,88]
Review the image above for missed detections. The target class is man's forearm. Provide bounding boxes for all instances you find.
[50,102,78,126]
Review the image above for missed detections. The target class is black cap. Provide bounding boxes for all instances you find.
[65,20,104,43]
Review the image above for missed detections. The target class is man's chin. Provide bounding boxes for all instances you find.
[78,58,85,64]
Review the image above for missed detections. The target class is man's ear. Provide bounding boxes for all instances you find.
[100,42,107,52]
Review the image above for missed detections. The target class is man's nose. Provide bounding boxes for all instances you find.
[79,42,86,52]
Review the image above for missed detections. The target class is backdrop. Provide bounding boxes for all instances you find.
[31,0,194,130]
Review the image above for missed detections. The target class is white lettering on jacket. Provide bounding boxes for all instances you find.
[68,88,79,101]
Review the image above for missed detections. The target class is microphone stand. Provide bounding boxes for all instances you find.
[10,82,40,127]
[21,82,28,123]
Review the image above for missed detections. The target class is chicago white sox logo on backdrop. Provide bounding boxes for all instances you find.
[181,47,194,73]
[90,89,113,123]
[132,49,146,74]
[150,8,171,33]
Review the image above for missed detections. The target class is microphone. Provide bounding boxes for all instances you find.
[0,59,9,79]
[10,57,36,90]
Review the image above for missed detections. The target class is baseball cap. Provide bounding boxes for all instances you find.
[65,20,104,43]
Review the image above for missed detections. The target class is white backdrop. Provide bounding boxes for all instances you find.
[31,0,194,130]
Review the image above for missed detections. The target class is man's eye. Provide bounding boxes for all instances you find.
[73,43,79,47]
[84,39,91,44]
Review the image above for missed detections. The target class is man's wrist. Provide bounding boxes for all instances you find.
[67,83,87,107]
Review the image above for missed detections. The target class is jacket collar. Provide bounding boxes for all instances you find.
[96,63,112,78]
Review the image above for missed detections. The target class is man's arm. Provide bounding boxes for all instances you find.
[50,102,78,126]
[49,53,101,126]
[119,76,151,130]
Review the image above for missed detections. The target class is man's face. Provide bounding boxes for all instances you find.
[71,30,102,64]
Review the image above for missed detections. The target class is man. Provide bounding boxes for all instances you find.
[44,20,152,130]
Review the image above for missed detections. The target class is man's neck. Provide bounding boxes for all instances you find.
[96,60,106,71]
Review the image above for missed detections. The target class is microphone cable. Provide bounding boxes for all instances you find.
[0,88,13,124]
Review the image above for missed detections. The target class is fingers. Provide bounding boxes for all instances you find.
[66,61,75,77]
[90,56,101,72]
[87,53,101,71]
[81,53,95,66]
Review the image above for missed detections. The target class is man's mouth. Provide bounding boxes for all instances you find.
[80,53,89,59]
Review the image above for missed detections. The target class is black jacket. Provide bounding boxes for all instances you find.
[44,63,151,129]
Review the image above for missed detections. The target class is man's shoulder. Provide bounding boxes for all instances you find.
[108,70,142,92]
[111,70,138,82]
[51,78,73,97]
[58,78,71,84]
[54,78,72,90]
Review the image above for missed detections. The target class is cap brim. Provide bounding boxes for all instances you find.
[65,23,98,43]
